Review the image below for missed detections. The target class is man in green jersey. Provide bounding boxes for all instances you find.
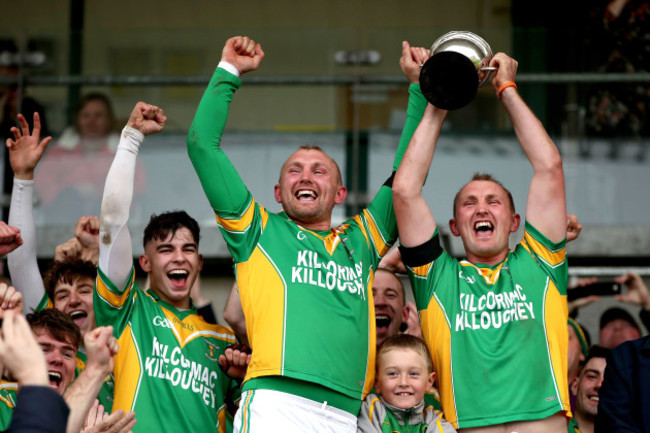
[188,36,428,431]
[97,102,242,432]
[393,53,570,432]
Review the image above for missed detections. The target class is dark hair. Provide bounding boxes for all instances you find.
[143,211,200,248]
[581,345,610,368]
[377,334,433,373]
[453,173,515,217]
[27,309,81,351]
[43,259,97,301]
[74,92,116,133]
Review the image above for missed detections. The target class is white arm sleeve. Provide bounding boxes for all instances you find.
[98,126,144,289]
[7,178,46,313]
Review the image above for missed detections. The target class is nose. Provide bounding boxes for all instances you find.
[398,373,408,386]
[68,290,81,306]
[48,351,63,366]
[171,248,186,263]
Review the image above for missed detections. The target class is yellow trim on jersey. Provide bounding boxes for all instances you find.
[360,209,390,256]
[217,405,227,433]
[545,280,572,417]
[160,308,236,348]
[351,215,371,250]
[364,270,377,397]
[112,324,142,413]
[238,248,286,381]
[368,397,380,422]
[215,197,257,233]
[460,261,506,285]
[96,270,136,308]
[523,231,566,267]
[76,355,86,371]
[409,262,433,279]
[420,296,458,428]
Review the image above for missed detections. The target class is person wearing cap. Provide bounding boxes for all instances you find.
[599,307,642,349]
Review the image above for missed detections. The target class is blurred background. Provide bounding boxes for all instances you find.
[1,0,648,333]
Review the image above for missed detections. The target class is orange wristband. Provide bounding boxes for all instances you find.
[497,81,517,99]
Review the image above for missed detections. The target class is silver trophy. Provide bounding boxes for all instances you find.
[419,31,495,110]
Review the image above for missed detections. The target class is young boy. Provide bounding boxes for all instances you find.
[358,334,456,432]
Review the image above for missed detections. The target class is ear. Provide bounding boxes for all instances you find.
[570,376,579,397]
[401,305,410,324]
[510,213,521,233]
[449,218,461,237]
[139,254,151,273]
[427,371,436,389]
[374,375,382,395]
[334,185,347,205]
[274,184,282,203]
[198,254,204,271]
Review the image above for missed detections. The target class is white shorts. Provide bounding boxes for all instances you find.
[234,389,357,433]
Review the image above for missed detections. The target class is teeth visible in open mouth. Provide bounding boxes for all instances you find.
[590,396,599,402]
[475,221,493,231]
[49,371,62,384]
[376,315,391,328]
[168,270,188,277]
[69,311,87,320]
[296,190,316,199]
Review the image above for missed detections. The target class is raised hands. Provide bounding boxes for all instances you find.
[566,214,583,243]
[0,221,22,257]
[84,325,119,376]
[81,399,136,433]
[126,102,166,136]
[615,272,650,310]
[0,283,23,318]
[400,41,430,84]
[489,52,519,95]
[221,36,265,75]
[0,310,48,386]
[5,112,51,180]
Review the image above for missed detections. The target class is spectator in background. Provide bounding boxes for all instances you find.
[34,93,144,223]
[568,346,609,433]
[599,307,642,349]
[568,317,590,411]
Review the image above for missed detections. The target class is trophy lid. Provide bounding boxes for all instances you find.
[431,31,493,88]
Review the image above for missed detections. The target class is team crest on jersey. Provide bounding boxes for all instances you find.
[203,338,220,362]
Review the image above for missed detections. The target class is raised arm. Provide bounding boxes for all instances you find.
[223,282,249,346]
[491,53,566,242]
[99,103,166,288]
[6,112,51,313]
[64,326,135,433]
[187,36,264,217]
[393,104,447,247]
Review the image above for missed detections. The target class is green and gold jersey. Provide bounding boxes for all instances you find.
[188,66,426,415]
[402,222,570,429]
[94,267,238,433]
[0,381,17,431]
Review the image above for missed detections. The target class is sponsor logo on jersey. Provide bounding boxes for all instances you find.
[290,249,366,300]
[153,316,172,328]
[454,284,535,332]
[297,231,306,240]
[144,336,221,408]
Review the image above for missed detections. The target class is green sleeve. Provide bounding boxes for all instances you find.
[363,83,427,261]
[392,83,426,171]
[187,67,252,219]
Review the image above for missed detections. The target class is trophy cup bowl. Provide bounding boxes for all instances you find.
[419,31,494,110]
